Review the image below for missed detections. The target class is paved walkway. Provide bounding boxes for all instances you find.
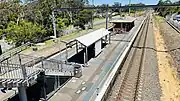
[0,88,18,101]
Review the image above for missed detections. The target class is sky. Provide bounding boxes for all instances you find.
[92,0,179,5]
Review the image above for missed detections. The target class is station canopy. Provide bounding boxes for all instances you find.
[110,16,136,23]
[75,28,110,47]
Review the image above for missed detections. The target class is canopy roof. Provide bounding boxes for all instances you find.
[75,28,110,47]
[110,17,136,23]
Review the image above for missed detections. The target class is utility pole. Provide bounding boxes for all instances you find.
[91,0,94,29]
[119,3,122,17]
[18,54,28,101]
[52,11,57,38]
[106,4,109,29]
[129,0,131,16]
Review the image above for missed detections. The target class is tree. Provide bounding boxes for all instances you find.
[56,17,66,36]
[112,2,121,12]
[74,9,93,29]
[156,0,173,16]
[0,0,90,46]
[0,0,23,28]
[96,4,107,17]
[5,21,46,46]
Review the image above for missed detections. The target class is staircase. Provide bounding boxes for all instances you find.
[0,57,79,88]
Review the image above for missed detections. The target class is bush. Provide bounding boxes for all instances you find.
[5,21,46,46]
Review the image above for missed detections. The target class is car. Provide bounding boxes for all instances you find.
[176,15,180,21]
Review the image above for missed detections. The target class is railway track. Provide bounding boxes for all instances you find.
[166,19,180,34]
[114,15,150,101]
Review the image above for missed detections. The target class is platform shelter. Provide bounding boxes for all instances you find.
[109,17,136,34]
[75,28,110,65]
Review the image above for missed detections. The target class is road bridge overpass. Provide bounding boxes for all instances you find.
[54,4,180,11]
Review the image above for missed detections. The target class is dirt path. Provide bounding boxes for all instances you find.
[153,16,180,101]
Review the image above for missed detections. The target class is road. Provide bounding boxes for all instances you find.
[63,15,121,34]
[167,13,180,29]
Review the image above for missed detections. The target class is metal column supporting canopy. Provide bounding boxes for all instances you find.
[75,28,110,65]
[18,86,27,101]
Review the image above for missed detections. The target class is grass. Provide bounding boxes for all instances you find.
[21,22,107,54]
[154,15,165,23]
[94,17,104,22]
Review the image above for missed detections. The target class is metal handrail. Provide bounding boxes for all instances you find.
[0,43,30,62]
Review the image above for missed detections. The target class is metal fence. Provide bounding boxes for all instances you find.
[0,43,30,62]
[0,54,75,80]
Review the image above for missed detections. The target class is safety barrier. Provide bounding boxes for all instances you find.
[0,43,30,62]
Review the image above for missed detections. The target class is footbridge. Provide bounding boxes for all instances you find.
[0,54,81,88]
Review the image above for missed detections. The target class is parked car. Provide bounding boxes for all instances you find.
[176,15,180,21]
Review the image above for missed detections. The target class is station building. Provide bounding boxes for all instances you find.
[67,28,110,65]
[109,17,136,34]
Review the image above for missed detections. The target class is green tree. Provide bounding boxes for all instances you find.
[74,10,93,29]
[5,21,46,46]
[56,17,66,36]
[0,0,89,45]
[156,0,173,16]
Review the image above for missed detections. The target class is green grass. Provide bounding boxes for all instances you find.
[154,15,165,23]
[94,17,104,22]
[21,23,107,54]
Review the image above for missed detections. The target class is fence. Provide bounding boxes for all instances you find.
[0,43,30,62]
[0,54,76,80]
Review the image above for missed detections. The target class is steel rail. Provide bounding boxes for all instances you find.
[116,15,150,101]
[94,16,147,101]
[165,19,180,34]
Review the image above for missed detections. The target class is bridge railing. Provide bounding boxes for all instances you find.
[0,43,30,62]
[0,56,76,80]
[0,63,24,79]
[41,59,75,76]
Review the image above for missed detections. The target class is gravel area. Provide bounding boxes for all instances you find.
[154,16,180,101]
[141,15,161,101]
[158,18,180,76]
